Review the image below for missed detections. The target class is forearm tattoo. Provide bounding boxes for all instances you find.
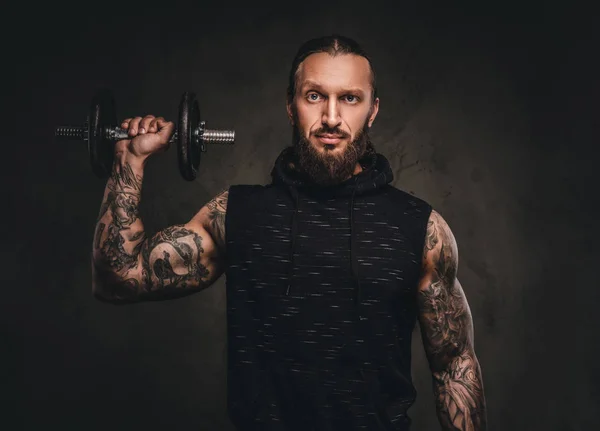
[418,211,487,430]
[94,161,145,273]
[205,188,228,252]
[434,352,486,431]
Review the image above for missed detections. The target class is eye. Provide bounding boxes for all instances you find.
[343,95,359,103]
[307,92,321,102]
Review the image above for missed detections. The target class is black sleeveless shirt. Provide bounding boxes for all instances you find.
[224,146,432,430]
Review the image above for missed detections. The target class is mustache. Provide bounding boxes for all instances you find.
[312,127,350,139]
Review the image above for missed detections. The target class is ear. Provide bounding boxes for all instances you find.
[368,97,380,128]
[286,98,294,125]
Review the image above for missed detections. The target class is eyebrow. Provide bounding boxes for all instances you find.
[300,80,366,95]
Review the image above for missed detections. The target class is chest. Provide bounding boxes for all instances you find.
[244,198,422,299]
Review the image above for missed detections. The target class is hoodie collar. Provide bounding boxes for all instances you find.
[270,145,394,198]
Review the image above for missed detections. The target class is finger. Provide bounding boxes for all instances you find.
[155,118,174,151]
[128,117,143,136]
[148,117,160,133]
[156,117,173,131]
[156,118,175,139]
[121,118,132,129]
[139,115,156,134]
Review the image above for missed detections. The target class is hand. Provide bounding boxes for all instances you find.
[116,115,175,159]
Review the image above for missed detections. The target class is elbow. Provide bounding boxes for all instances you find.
[91,259,141,305]
[92,280,125,304]
[92,285,119,304]
[93,289,138,305]
[91,279,106,301]
[92,277,141,305]
[432,349,479,378]
[428,345,477,374]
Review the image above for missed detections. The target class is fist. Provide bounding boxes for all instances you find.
[116,115,175,159]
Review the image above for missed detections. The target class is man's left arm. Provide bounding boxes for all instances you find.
[416,209,488,430]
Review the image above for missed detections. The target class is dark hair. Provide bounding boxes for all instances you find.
[286,34,378,103]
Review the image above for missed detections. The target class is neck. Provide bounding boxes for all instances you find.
[353,163,363,175]
[338,163,363,183]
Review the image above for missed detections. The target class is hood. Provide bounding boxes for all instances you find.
[270,146,394,320]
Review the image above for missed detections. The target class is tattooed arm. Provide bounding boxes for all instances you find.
[91,153,229,304]
[417,210,487,430]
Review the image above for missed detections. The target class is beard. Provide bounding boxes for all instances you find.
[292,118,371,186]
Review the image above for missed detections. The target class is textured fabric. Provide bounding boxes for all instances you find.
[225,146,432,430]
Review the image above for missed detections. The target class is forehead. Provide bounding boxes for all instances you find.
[297,52,372,91]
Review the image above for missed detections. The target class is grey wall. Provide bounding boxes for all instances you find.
[6,1,598,430]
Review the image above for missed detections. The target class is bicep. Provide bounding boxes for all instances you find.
[417,210,474,371]
[136,221,223,301]
[136,188,229,301]
[190,187,229,253]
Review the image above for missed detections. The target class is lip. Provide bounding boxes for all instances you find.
[316,135,344,144]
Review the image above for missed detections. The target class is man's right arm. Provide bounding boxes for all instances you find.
[91,115,228,304]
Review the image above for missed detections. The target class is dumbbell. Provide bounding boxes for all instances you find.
[55,89,235,181]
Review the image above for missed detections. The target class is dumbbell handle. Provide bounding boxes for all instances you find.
[55,126,87,140]
[55,124,235,145]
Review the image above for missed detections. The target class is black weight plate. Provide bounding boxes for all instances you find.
[88,89,116,178]
[177,92,201,181]
[190,96,201,173]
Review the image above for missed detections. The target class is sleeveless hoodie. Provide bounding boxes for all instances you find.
[225,146,432,430]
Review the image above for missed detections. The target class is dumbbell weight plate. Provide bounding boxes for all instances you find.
[177,92,201,181]
[89,89,117,178]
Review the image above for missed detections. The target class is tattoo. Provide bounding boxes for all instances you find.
[130,230,145,242]
[100,224,144,272]
[140,225,210,292]
[418,211,487,430]
[425,220,439,251]
[111,192,140,226]
[434,353,485,431]
[96,160,142,233]
[93,161,146,295]
[419,242,464,359]
[96,180,144,273]
[205,189,228,252]
[110,161,142,192]
[93,160,219,301]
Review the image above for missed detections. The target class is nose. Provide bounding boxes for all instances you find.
[322,98,341,129]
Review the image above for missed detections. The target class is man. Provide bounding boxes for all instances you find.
[92,34,487,430]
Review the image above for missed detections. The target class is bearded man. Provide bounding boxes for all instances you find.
[92,34,487,431]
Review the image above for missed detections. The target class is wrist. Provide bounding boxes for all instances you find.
[119,151,148,171]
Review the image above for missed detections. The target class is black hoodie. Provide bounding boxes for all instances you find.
[225,146,432,430]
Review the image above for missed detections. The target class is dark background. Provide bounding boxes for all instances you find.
[5,0,598,429]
